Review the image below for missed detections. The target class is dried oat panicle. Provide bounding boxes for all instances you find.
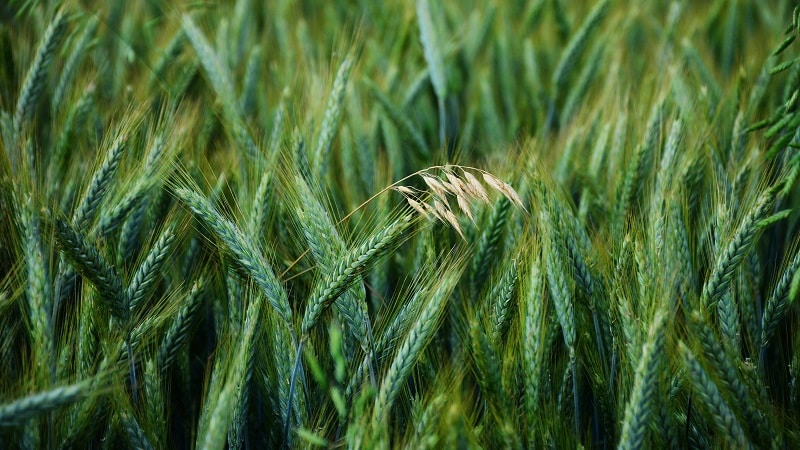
[390,165,525,239]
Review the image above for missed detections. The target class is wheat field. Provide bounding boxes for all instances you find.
[1,0,800,448]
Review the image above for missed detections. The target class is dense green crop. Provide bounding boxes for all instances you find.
[2,0,800,448]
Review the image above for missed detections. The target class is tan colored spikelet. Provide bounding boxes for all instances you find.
[407,197,430,219]
[464,171,490,202]
[442,208,464,238]
[441,179,456,194]
[445,172,467,197]
[393,185,416,195]
[422,175,447,198]
[432,199,449,220]
[438,195,453,214]
[483,173,525,209]
[482,172,504,191]
[425,202,444,222]
[456,194,475,223]
[502,181,525,209]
